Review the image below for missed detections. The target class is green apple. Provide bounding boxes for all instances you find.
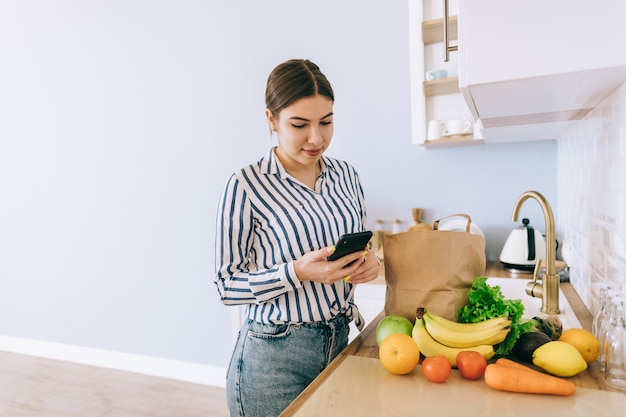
[376,315,414,346]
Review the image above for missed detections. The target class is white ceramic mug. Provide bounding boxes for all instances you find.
[427,119,445,140]
[473,118,484,139]
[443,119,472,136]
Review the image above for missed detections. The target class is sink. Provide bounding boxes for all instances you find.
[486,277,581,330]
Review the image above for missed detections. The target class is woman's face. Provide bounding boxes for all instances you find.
[267,95,334,170]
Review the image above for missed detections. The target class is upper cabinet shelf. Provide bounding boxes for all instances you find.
[422,17,459,98]
[422,16,461,97]
[423,77,459,96]
[422,16,457,45]
[409,1,481,148]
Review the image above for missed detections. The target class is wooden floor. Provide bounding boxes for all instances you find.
[0,351,229,417]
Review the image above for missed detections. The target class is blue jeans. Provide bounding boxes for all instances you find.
[226,314,350,417]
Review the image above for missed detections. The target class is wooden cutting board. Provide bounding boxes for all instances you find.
[291,356,626,417]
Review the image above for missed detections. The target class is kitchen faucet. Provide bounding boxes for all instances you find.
[511,190,560,314]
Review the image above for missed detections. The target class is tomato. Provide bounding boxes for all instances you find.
[456,351,488,380]
[421,355,452,383]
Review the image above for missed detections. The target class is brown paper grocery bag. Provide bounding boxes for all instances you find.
[382,214,486,322]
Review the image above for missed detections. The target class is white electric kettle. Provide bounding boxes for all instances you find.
[499,218,546,270]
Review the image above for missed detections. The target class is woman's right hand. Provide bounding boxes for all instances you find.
[294,246,366,285]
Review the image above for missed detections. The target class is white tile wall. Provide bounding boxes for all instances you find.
[557,82,626,314]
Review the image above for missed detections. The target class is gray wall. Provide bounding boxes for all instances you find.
[0,0,555,369]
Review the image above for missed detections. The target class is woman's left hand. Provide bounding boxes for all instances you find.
[344,251,380,284]
[293,246,380,285]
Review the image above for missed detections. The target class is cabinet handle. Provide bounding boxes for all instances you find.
[443,0,458,62]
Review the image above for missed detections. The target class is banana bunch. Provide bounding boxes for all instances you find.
[412,308,510,367]
[423,310,511,348]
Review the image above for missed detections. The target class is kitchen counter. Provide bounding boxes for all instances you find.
[280,262,624,416]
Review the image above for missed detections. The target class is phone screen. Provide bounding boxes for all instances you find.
[327,231,373,264]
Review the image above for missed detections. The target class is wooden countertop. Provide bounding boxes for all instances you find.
[280,262,622,416]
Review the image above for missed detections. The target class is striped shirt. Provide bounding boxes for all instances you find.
[214,148,367,329]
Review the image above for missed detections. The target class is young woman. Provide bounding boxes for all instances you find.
[214,59,379,417]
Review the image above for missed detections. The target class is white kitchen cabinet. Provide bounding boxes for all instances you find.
[458,0,626,144]
[409,0,484,148]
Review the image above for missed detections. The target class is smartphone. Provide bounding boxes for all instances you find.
[327,231,373,266]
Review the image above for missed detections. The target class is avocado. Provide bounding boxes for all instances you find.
[533,315,563,341]
[512,331,552,362]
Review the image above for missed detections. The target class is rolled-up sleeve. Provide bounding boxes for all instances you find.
[214,174,301,306]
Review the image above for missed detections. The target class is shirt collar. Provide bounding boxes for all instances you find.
[260,147,332,178]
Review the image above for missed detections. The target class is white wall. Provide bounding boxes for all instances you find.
[557,82,626,310]
[0,0,556,380]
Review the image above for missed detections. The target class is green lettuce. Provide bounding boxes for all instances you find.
[457,276,533,356]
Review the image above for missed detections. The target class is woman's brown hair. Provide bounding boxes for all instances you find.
[265,59,334,118]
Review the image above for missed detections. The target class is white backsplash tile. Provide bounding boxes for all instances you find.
[557,82,626,314]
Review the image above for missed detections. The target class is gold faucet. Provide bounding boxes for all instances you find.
[511,191,560,314]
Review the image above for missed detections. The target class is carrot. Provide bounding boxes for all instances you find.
[495,358,544,374]
[484,362,576,396]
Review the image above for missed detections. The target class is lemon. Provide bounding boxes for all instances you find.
[532,341,588,377]
[559,328,600,363]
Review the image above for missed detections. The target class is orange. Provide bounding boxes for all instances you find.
[379,333,420,375]
[559,328,600,363]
